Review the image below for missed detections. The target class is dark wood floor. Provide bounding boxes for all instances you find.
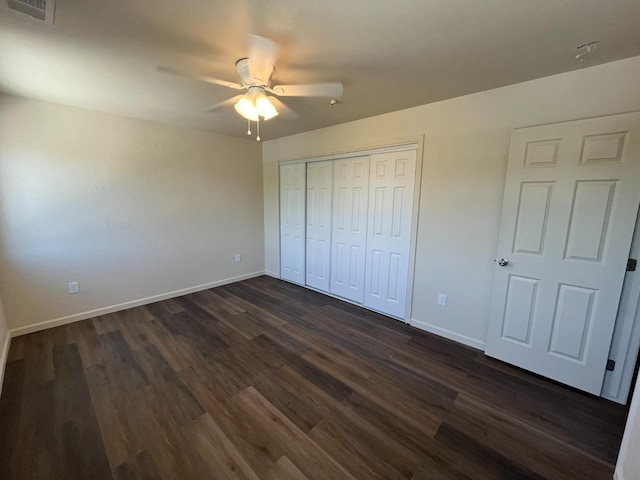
[0,276,629,479]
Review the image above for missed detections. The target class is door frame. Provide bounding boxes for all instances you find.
[277,134,425,323]
[603,204,640,404]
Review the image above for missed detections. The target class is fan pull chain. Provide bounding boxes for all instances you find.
[256,117,261,141]
[247,119,251,136]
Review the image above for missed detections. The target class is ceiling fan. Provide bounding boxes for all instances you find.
[157,35,344,140]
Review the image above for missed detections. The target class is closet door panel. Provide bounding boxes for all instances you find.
[280,163,306,285]
[364,150,417,318]
[330,156,370,303]
[306,161,333,292]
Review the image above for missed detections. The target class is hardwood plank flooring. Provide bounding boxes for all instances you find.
[0,276,629,479]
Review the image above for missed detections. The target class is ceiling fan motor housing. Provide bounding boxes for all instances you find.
[236,58,274,87]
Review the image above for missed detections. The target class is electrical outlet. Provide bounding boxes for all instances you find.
[235,254,241,263]
[437,293,447,306]
[68,282,80,294]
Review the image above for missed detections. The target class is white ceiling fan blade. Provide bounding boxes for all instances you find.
[206,95,244,113]
[156,66,244,90]
[248,35,279,84]
[270,82,344,98]
[269,96,298,119]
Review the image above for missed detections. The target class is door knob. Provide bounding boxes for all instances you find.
[498,258,509,266]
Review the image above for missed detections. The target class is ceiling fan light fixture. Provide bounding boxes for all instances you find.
[234,96,259,121]
[256,94,278,120]
[235,90,279,122]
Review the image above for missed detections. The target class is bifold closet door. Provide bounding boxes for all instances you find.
[364,150,417,318]
[330,156,370,303]
[280,163,306,285]
[306,161,333,292]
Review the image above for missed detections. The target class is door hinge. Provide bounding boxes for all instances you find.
[627,258,637,272]
[606,359,616,372]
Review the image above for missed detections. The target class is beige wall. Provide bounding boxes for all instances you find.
[263,56,640,347]
[0,95,264,331]
[617,378,640,479]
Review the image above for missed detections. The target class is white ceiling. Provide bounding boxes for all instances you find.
[1,0,639,141]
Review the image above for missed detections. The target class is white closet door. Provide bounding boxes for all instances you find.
[306,161,333,292]
[330,156,370,303]
[364,150,417,318]
[280,163,306,285]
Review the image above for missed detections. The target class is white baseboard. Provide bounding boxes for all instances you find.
[10,270,265,338]
[614,467,622,480]
[410,318,486,351]
[264,270,280,278]
[0,332,10,394]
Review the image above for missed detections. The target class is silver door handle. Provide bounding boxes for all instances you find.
[498,258,509,266]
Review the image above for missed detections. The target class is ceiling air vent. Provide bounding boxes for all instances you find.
[3,0,56,24]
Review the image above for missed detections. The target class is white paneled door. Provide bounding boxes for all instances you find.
[364,151,417,318]
[306,161,333,292]
[486,112,640,394]
[280,163,306,285]
[330,156,370,303]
